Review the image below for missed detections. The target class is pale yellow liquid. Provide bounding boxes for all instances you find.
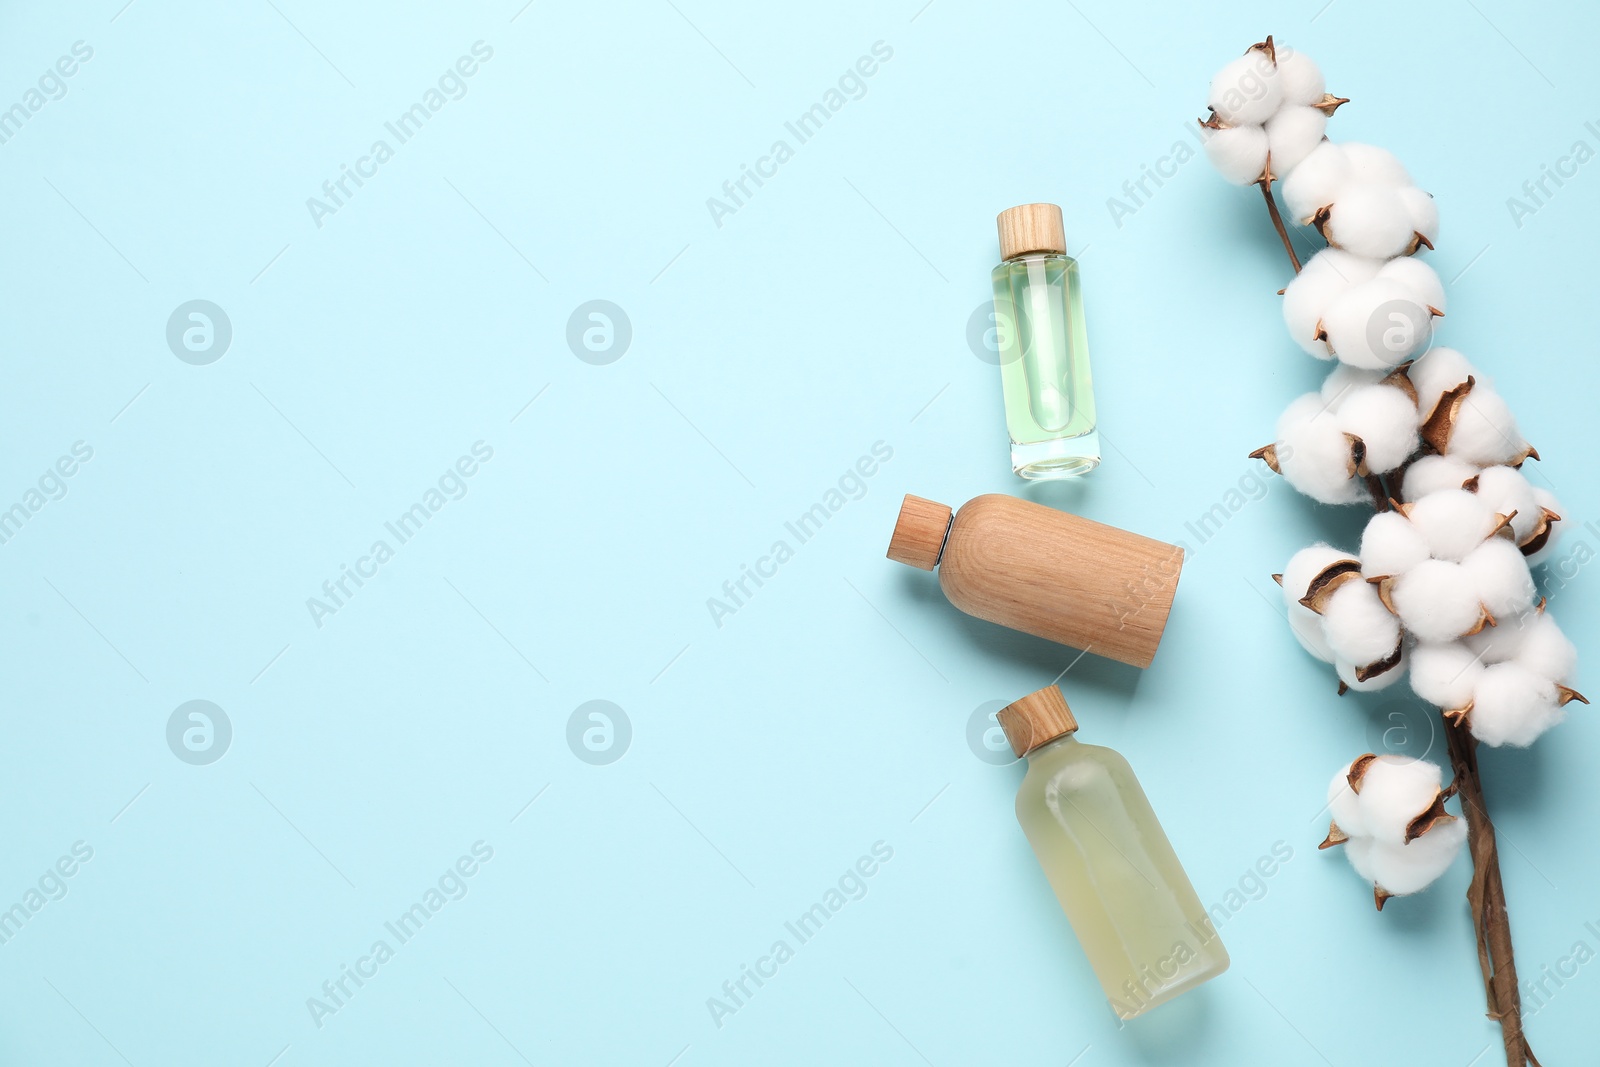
[1015,736,1228,1019]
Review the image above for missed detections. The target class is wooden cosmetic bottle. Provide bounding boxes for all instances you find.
[885,494,1182,668]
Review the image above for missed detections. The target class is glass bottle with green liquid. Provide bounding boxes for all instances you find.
[991,203,1099,478]
[998,685,1228,1019]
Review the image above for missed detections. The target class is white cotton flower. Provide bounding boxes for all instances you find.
[1336,650,1406,692]
[1408,347,1476,419]
[1282,141,1351,221]
[1275,48,1325,106]
[1265,106,1327,174]
[1341,143,1411,188]
[1470,465,1539,543]
[1361,819,1467,895]
[1405,489,1498,562]
[1361,510,1431,577]
[1468,663,1565,747]
[1526,488,1565,566]
[1388,558,1484,642]
[1336,383,1418,473]
[1402,455,1479,502]
[1329,754,1464,904]
[1440,382,1527,466]
[1409,641,1485,709]
[1322,184,1418,259]
[1321,276,1434,369]
[1463,609,1577,681]
[1282,544,1351,662]
[1375,256,1446,316]
[1461,537,1536,619]
[1321,579,1402,666]
[1204,124,1271,185]
[1510,611,1579,681]
[1282,248,1383,357]
[1399,186,1439,247]
[1355,755,1444,845]
[1207,52,1284,127]
[1273,393,1364,505]
[1328,764,1366,837]
[1290,604,1336,662]
[1319,364,1384,404]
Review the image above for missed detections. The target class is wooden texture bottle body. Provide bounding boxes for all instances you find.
[938,495,1181,668]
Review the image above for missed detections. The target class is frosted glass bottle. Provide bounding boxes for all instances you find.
[992,203,1099,478]
[999,686,1227,1019]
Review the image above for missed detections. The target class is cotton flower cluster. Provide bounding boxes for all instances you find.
[1252,365,1418,504]
[1202,38,1582,905]
[1321,754,1467,909]
[1281,250,1443,368]
[1282,141,1439,258]
[1279,545,1404,692]
[1410,605,1588,747]
[1402,456,1562,563]
[1201,38,1342,184]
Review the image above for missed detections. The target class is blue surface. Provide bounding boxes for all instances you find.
[3,1,1597,1064]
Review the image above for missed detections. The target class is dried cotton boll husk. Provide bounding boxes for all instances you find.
[1406,488,1498,562]
[1409,641,1486,709]
[1264,106,1327,174]
[1469,465,1540,543]
[1407,347,1476,419]
[1353,755,1445,846]
[1336,649,1406,692]
[1402,455,1480,502]
[1283,141,1352,222]
[1273,394,1366,505]
[1363,819,1467,897]
[1461,537,1536,620]
[1361,510,1431,578]
[1322,277,1435,369]
[1282,249,1383,357]
[1388,558,1485,642]
[1203,124,1271,186]
[1207,52,1284,127]
[1283,544,1357,603]
[1468,663,1565,747]
[1321,184,1419,260]
[1275,48,1325,107]
[1375,257,1446,317]
[1321,580,1403,667]
[1398,186,1440,248]
[1341,143,1411,188]
[1335,383,1419,473]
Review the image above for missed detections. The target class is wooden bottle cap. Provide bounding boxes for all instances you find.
[886,494,953,571]
[997,685,1079,757]
[997,203,1066,260]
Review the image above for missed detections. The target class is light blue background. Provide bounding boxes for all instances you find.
[3,1,1597,1064]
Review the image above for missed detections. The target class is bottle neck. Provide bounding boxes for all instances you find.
[1023,733,1078,762]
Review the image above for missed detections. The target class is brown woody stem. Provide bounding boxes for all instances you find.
[1258,179,1302,273]
[1443,715,1539,1067]
[1364,473,1391,512]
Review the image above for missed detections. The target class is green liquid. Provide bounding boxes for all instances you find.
[1015,736,1228,1018]
[991,255,1099,478]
